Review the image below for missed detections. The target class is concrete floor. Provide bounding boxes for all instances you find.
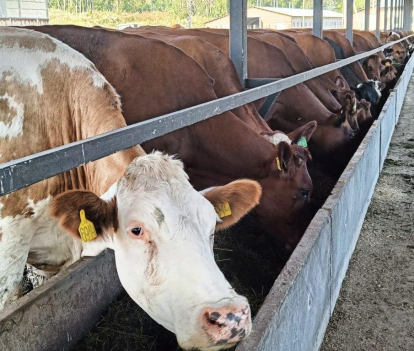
[320,75,414,351]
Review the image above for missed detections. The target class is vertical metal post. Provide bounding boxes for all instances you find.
[313,0,323,37]
[402,0,405,29]
[397,0,402,30]
[404,0,413,30]
[229,0,248,86]
[390,0,394,30]
[346,0,353,43]
[376,0,381,38]
[384,0,389,30]
[365,0,370,31]
[396,0,399,29]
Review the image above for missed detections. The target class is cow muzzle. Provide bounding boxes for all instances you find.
[180,298,251,350]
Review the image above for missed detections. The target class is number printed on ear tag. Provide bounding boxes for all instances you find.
[297,136,308,148]
[215,202,232,218]
[78,209,97,242]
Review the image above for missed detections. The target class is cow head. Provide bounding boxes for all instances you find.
[256,122,316,247]
[380,59,397,86]
[351,80,381,105]
[50,152,262,350]
[362,54,382,81]
[391,43,408,64]
[356,99,372,125]
[333,76,359,133]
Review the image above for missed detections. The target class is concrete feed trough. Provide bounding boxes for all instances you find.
[1,56,413,351]
[236,55,414,351]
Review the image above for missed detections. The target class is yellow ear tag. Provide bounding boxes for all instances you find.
[215,202,232,218]
[78,210,97,242]
[386,62,391,67]
[276,157,282,171]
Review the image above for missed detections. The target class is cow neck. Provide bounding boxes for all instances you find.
[69,73,140,197]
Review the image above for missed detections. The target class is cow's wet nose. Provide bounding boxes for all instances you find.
[202,304,251,345]
[301,188,310,200]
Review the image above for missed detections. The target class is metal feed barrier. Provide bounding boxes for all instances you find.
[1,0,414,350]
[0,33,413,196]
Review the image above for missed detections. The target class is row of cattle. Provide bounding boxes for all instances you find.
[0,26,412,351]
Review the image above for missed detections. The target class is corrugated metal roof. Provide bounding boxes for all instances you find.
[256,6,343,18]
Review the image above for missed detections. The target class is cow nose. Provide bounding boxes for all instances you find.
[301,188,310,200]
[202,303,251,345]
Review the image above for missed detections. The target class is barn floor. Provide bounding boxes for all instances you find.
[320,75,414,351]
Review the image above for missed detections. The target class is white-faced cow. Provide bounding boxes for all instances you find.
[0,28,261,350]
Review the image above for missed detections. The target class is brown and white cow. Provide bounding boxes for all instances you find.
[0,28,261,350]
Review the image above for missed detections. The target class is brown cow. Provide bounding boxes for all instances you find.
[132,26,356,164]
[348,31,397,86]
[30,25,316,247]
[201,27,357,122]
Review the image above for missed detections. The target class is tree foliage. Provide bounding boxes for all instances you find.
[48,0,368,18]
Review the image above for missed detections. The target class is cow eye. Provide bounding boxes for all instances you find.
[131,227,143,236]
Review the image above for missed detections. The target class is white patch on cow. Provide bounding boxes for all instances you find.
[357,83,363,88]
[262,132,292,145]
[0,93,24,140]
[370,79,382,99]
[100,182,118,202]
[0,28,106,95]
[0,196,61,307]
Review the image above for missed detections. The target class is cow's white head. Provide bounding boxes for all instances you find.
[50,152,262,350]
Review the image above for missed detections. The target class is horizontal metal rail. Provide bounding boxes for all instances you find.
[1,34,413,196]
[0,17,49,20]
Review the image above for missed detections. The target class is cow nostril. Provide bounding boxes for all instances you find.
[301,189,309,199]
[207,312,222,324]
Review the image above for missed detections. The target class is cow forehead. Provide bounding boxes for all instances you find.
[116,153,217,235]
[0,28,106,94]
[119,189,215,239]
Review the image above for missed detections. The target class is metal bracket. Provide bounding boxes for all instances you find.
[245,78,282,89]
[245,78,282,118]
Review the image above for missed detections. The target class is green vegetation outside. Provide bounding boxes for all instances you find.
[49,9,212,28]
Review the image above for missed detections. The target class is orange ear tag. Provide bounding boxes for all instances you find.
[78,210,97,242]
[276,157,282,171]
[215,202,232,218]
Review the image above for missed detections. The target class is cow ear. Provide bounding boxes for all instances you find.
[203,180,262,231]
[276,141,293,171]
[334,75,348,89]
[287,121,317,144]
[50,190,118,240]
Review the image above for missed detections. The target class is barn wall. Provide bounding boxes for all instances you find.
[205,8,291,29]
[1,0,48,22]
